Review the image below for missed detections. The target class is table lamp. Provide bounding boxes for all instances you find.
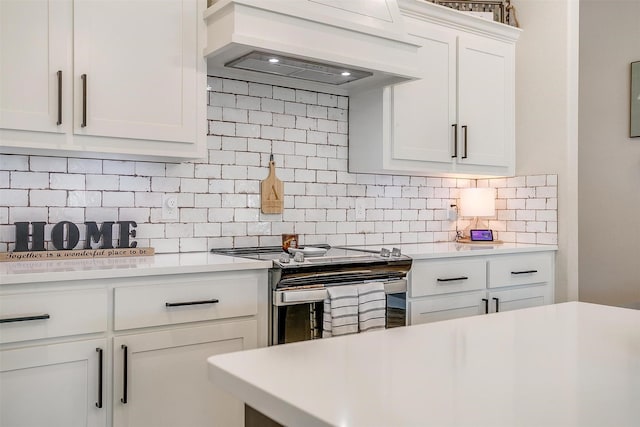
[458,188,496,242]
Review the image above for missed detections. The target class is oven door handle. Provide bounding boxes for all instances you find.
[274,280,407,306]
[279,288,328,304]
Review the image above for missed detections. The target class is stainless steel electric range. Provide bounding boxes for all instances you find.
[210,245,412,345]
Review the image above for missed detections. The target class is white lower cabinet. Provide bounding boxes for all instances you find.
[113,321,257,427]
[408,250,555,325]
[0,338,107,427]
[0,269,268,427]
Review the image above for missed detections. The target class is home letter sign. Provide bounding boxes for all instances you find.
[13,221,138,252]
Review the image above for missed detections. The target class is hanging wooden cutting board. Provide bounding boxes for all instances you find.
[261,157,284,214]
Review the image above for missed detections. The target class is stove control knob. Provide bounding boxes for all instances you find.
[380,248,390,257]
[293,251,305,262]
[279,253,290,263]
[391,247,401,257]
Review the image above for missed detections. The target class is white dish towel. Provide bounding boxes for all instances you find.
[322,282,387,337]
[357,282,387,333]
[322,285,359,338]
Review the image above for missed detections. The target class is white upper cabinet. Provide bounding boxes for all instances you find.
[349,1,521,178]
[0,0,206,161]
[0,0,71,135]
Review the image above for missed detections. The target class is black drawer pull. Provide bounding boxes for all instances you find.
[0,314,50,324]
[56,70,62,125]
[81,74,87,127]
[121,345,128,404]
[451,124,458,158]
[493,297,500,312]
[461,125,468,159]
[511,270,538,275]
[95,348,103,408]
[436,276,468,282]
[165,298,219,308]
[482,298,489,314]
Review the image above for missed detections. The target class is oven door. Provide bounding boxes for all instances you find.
[271,280,406,345]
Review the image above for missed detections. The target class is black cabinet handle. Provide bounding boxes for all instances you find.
[482,298,489,314]
[451,124,458,158]
[436,277,468,282]
[121,344,128,404]
[56,70,62,125]
[511,270,538,275]
[95,348,103,409]
[165,298,219,307]
[461,125,468,159]
[0,314,50,324]
[493,297,500,312]
[81,74,87,127]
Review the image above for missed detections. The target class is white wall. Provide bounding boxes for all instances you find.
[578,0,640,307]
[512,0,580,302]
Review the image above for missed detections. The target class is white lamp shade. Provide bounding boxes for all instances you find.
[459,188,496,217]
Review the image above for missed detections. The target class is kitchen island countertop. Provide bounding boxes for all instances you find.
[208,302,639,427]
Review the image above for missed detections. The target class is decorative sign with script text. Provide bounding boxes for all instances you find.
[0,220,155,262]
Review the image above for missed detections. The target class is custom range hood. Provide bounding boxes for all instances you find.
[204,0,421,93]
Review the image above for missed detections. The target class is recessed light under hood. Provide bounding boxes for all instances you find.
[225,51,373,85]
[204,0,421,93]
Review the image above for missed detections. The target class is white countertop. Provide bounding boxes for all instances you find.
[0,252,271,285]
[208,302,640,427]
[347,241,557,259]
[0,242,556,285]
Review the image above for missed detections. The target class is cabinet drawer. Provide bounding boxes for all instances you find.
[114,275,258,330]
[0,288,107,344]
[409,291,485,325]
[410,259,486,297]
[488,253,552,288]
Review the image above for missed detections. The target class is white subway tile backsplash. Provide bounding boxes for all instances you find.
[28,190,65,206]
[68,191,101,207]
[1,154,29,171]
[0,78,557,252]
[248,82,271,98]
[222,79,248,95]
[50,173,85,190]
[120,176,150,192]
[103,192,134,207]
[179,238,208,252]
[103,160,135,176]
[30,156,67,172]
[48,207,84,224]
[236,95,260,113]
[12,172,49,189]
[0,171,9,188]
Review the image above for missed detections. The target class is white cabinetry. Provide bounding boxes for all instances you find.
[349,1,520,177]
[0,269,268,427]
[408,250,555,325]
[0,287,108,427]
[113,322,256,427]
[0,0,206,161]
[0,339,107,427]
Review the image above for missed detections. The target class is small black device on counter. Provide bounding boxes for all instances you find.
[470,229,494,241]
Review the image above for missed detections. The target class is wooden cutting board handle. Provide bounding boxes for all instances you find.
[261,159,284,214]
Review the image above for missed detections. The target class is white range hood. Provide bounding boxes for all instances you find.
[204,0,421,94]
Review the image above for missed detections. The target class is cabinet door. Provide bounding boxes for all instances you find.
[0,0,71,133]
[391,20,456,164]
[113,320,257,427]
[73,0,198,143]
[488,284,552,314]
[409,291,486,325]
[457,35,514,168]
[0,339,107,427]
